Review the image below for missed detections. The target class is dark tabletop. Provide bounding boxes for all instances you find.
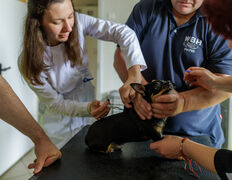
[30,126,220,180]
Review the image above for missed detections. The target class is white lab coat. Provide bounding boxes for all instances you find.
[21,13,147,148]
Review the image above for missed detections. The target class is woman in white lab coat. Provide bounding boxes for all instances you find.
[18,0,147,148]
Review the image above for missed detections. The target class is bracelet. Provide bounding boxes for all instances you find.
[179,137,202,179]
[180,137,190,160]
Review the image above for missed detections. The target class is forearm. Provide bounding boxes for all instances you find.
[114,47,147,84]
[48,100,91,117]
[0,76,49,144]
[181,87,232,112]
[215,76,232,92]
[28,81,91,117]
[127,65,142,83]
[183,140,218,173]
[114,47,128,83]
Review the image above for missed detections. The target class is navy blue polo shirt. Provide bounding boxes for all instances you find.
[126,0,232,148]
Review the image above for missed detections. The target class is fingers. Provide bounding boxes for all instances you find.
[151,93,180,118]
[119,86,132,108]
[151,104,175,118]
[119,83,138,108]
[186,67,205,71]
[92,99,100,107]
[91,100,110,119]
[29,153,62,174]
[43,155,60,167]
[184,67,208,82]
[28,162,36,169]
[150,141,163,155]
[154,93,178,103]
[150,141,159,150]
[129,88,136,100]
[188,81,200,87]
[28,158,37,169]
[33,156,46,174]
[94,108,110,119]
[134,94,152,120]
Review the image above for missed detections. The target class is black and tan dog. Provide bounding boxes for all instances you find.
[85,80,174,153]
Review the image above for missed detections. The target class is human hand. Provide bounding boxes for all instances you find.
[184,67,218,91]
[88,99,110,119]
[28,138,61,174]
[133,93,152,120]
[150,135,182,159]
[151,90,184,118]
[119,65,142,108]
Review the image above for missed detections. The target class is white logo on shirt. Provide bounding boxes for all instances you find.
[183,36,202,53]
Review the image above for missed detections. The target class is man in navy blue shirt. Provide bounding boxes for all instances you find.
[114,0,232,148]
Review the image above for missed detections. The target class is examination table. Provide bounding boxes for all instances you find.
[30,125,220,180]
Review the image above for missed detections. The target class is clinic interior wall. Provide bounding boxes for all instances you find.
[97,0,140,98]
[74,0,97,6]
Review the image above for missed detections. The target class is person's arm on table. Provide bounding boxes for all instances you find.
[150,136,218,173]
[0,75,61,174]
[150,135,232,179]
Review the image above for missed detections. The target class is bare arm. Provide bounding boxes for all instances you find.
[114,47,147,84]
[213,76,232,92]
[152,78,232,119]
[114,47,128,83]
[0,76,61,174]
[150,136,218,174]
[114,47,146,108]
[181,86,231,112]
[183,138,218,173]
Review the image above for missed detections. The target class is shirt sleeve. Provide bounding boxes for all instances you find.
[27,73,91,117]
[214,149,232,180]
[205,27,232,75]
[126,0,155,43]
[77,13,147,71]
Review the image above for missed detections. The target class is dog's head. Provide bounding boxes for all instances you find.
[131,80,174,103]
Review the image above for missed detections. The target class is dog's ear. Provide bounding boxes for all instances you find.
[130,83,145,96]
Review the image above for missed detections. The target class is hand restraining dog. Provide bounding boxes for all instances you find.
[85,80,174,153]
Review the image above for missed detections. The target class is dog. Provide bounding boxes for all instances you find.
[85,80,174,153]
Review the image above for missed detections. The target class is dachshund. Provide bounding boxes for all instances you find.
[85,80,174,153]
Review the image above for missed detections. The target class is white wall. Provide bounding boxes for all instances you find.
[98,0,139,98]
[0,0,38,176]
[73,0,97,7]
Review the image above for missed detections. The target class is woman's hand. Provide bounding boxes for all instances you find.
[184,67,218,91]
[133,93,152,120]
[119,65,142,108]
[150,135,182,159]
[88,99,110,119]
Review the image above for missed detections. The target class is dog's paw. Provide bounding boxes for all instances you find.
[106,142,122,153]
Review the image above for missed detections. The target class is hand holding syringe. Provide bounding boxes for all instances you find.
[88,99,123,119]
